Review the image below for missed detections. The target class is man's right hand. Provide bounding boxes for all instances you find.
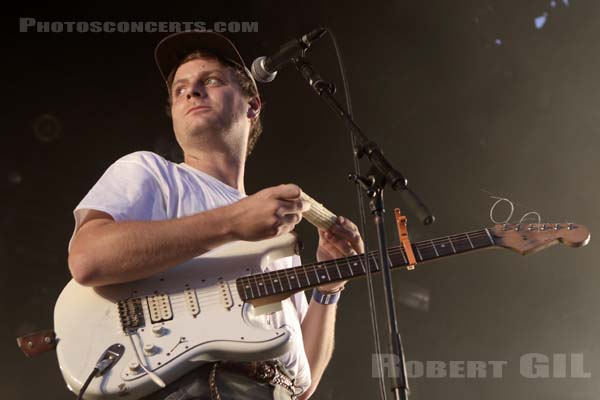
[228,184,310,241]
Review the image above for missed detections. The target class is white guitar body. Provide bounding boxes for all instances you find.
[54,233,300,399]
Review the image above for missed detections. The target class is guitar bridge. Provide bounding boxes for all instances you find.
[117,298,145,332]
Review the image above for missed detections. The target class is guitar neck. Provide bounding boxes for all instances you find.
[236,228,495,303]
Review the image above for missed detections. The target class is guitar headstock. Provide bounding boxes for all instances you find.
[490,222,590,255]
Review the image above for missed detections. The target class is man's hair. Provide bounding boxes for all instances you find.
[165,50,263,156]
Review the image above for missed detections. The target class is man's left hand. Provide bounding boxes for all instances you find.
[316,216,364,293]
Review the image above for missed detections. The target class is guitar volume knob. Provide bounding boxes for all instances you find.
[143,344,156,355]
[128,361,140,372]
[152,325,165,337]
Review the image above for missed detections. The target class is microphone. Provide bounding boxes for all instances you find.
[251,28,327,83]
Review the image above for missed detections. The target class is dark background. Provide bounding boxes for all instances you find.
[4,0,599,398]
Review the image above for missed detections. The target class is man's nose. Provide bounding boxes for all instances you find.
[187,83,207,99]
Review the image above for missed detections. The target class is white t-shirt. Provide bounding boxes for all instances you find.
[70,151,311,392]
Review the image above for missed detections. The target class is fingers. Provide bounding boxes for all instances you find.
[273,199,306,233]
[280,212,302,227]
[316,236,337,260]
[276,198,310,217]
[319,229,358,257]
[267,184,310,216]
[270,184,302,201]
[328,216,364,254]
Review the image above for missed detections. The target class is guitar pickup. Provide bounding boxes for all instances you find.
[184,285,200,317]
[217,278,234,310]
[146,292,173,324]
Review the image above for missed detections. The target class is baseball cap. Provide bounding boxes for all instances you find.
[154,31,258,93]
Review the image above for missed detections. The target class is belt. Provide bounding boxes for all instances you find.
[214,360,301,398]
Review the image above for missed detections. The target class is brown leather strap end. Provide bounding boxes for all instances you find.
[16,329,57,357]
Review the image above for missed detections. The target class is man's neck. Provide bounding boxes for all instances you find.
[183,149,246,194]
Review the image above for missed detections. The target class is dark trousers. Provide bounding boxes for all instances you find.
[144,363,296,400]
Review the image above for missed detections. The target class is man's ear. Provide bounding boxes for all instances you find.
[247,96,261,118]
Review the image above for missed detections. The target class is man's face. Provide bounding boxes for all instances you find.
[169,57,252,152]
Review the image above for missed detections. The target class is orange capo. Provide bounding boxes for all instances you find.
[394,208,416,270]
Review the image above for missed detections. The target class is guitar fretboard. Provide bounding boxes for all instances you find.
[236,228,495,301]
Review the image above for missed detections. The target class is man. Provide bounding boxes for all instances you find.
[68,31,364,399]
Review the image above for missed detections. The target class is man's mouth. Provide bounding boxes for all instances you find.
[186,106,211,115]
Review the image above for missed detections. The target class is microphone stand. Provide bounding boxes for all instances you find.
[292,56,434,400]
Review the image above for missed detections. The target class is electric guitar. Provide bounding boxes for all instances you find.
[54,196,590,399]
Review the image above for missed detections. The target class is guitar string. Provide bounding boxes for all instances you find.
[305,210,494,266]
[145,222,432,308]
[144,229,496,306]
[132,225,561,311]
[248,217,556,296]
[237,230,495,297]
[165,229,495,304]
[265,229,492,275]
[166,238,455,309]
[151,231,496,310]
[298,205,496,289]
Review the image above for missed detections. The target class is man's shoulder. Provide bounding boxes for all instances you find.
[114,151,171,169]
[103,151,177,185]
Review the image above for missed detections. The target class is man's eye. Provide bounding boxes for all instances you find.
[174,87,186,97]
[205,77,222,85]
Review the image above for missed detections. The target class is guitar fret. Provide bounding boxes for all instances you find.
[267,271,277,294]
[242,278,250,299]
[262,273,272,295]
[448,237,457,253]
[484,228,495,245]
[283,269,292,290]
[357,256,367,274]
[320,263,332,282]
[416,243,436,261]
[389,250,399,266]
[289,267,302,288]
[282,268,293,291]
[430,240,439,257]
[346,258,356,277]
[303,265,312,287]
[296,267,304,287]
[386,253,394,267]
[415,244,424,261]
[398,248,408,265]
[247,278,256,299]
[450,235,471,253]
[274,270,285,292]
[252,274,262,297]
[435,238,454,257]
[465,233,475,249]
[312,264,321,284]
[474,230,491,249]
[333,259,343,280]
[371,254,380,271]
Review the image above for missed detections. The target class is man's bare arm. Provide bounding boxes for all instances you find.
[68,184,309,287]
[299,217,364,399]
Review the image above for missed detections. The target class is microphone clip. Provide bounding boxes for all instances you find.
[294,58,336,96]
